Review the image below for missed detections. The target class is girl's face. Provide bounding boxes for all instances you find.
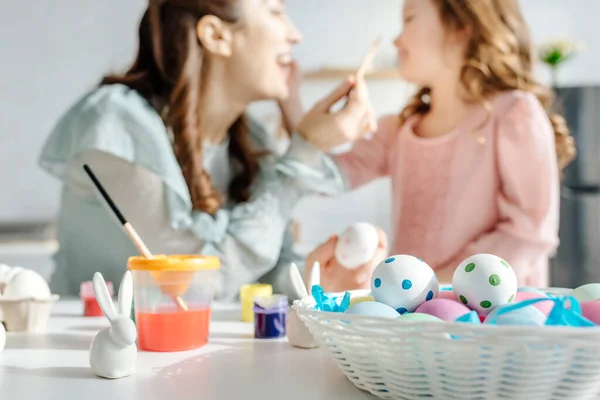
[394,0,466,87]
[226,0,302,102]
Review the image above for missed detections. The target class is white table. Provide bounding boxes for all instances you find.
[0,300,373,400]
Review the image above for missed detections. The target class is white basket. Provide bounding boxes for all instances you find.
[294,289,600,400]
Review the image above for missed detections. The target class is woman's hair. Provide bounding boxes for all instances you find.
[102,0,262,214]
[399,0,575,171]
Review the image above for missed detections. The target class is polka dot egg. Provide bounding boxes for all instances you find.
[452,254,517,315]
[371,255,439,314]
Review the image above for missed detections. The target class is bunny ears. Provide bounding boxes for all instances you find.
[289,261,320,299]
[93,271,133,322]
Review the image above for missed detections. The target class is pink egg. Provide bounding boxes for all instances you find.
[515,291,553,316]
[415,298,471,322]
[581,301,600,324]
[437,291,456,300]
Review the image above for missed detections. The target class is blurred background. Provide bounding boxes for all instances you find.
[0,0,598,287]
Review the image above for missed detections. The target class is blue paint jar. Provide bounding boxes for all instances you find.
[253,295,288,339]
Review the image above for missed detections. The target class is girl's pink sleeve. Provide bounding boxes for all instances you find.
[443,93,560,283]
[333,115,399,190]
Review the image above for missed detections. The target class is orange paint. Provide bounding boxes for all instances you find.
[136,308,212,352]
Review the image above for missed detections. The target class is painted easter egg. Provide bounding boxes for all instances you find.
[484,303,547,326]
[452,254,518,315]
[515,291,553,316]
[397,313,443,323]
[345,301,400,319]
[349,296,376,307]
[415,298,472,322]
[580,301,600,325]
[518,287,547,294]
[371,255,439,314]
[335,222,380,270]
[572,284,600,303]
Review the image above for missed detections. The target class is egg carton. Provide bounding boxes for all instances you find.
[295,288,600,400]
[0,295,59,333]
[0,264,59,333]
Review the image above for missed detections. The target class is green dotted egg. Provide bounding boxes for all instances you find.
[480,300,492,309]
[465,263,476,272]
[489,274,501,286]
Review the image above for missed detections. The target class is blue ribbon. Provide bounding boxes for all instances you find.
[456,310,482,324]
[486,295,595,327]
[312,285,351,313]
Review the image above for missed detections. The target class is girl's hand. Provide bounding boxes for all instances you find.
[278,60,304,133]
[305,227,388,293]
[434,265,456,284]
[297,76,377,152]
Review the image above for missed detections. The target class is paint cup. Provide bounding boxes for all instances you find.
[240,284,273,322]
[128,255,220,352]
[81,281,113,317]
[253,295,288,339]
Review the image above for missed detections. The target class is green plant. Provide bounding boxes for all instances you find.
[538,39,584,87]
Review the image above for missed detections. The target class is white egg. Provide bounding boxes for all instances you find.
[335,222,379,270]
[3,269,51,300]
[452,254,518,315]
[370,255,439,314]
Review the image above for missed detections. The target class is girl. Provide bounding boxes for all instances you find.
[296,0,576,289]
[38,0,374,299]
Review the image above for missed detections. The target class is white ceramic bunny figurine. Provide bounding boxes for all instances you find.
[286,262,320,349]
[89,271,137,379]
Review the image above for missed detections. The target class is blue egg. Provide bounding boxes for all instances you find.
[518,287,547,296]
[485,303,547,326]
[345,301,400,319]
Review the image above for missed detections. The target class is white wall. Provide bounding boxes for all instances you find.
[1,0,599,245]
[0,0,146,222]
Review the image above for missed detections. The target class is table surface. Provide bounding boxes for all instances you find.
[0,300,373,400]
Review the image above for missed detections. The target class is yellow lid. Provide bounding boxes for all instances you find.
[127,254,220,271]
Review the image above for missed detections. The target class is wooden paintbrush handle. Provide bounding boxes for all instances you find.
[123,223,153,259]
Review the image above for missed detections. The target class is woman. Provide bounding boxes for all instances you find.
[39,0,374,299]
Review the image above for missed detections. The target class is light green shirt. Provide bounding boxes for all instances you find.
[39,83,344,300]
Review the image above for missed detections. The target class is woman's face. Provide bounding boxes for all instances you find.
[226,0,302,102]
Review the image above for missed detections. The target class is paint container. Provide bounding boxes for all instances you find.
[128,255,220,352]
[254,295,288,339]
[240,284,273,322]
[81,281,113,317]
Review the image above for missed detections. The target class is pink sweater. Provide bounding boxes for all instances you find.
[333,91,560,287]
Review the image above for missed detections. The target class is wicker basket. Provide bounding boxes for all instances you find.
[294,288,600,400]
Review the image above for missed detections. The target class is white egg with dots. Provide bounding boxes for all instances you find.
[370,255,439,314]
[335,222,379,270]
[452,254,518,315]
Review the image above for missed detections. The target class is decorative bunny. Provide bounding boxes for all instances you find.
[89,271,137,379]
[286,262,320,349]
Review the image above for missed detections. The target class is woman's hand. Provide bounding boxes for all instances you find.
[305,227,388,293]
[278,60,304,134]
[297,76,377,152]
